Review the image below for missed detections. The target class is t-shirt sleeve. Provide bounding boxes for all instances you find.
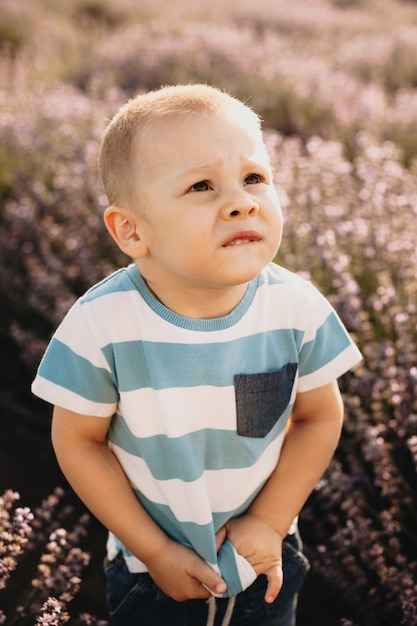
[31,300,118,417]
[296,282,362,392]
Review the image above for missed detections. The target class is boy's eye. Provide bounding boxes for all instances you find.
[189,180,211,192]
[244,173,262,185]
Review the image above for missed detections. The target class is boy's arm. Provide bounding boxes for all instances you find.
[250,379,344,535]
[222,379,344,602]
[51,406,226,601]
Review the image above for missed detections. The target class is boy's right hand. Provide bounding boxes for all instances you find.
[145,539,227,601]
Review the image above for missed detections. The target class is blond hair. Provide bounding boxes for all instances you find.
[98,84,261,209]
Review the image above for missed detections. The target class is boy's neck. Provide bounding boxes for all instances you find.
[139,272,249,319]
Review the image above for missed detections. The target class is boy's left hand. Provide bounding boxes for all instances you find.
[215,514,283,603]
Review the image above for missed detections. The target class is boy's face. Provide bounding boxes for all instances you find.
[133,110,283,302]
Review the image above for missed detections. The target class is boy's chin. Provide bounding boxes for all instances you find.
[220,269,264,287]
[227,260,272,284]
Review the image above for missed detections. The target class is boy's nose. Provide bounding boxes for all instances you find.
[223,195,260,219]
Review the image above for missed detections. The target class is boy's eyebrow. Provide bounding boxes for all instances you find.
[177,163,216,177]
[177,155,270,179]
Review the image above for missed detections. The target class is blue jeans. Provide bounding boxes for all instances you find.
[105,533,309,626]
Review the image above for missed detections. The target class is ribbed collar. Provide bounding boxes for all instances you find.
[126,264,258,332]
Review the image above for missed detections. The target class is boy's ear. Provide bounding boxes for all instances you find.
[104,206,148,258]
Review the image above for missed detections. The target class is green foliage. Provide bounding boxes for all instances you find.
[331,0,366,8]
[72,0,125,29]
[0,7,31,56]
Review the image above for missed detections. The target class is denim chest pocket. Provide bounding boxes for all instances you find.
[234,363,297,438]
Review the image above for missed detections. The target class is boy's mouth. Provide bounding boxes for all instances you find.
[222,231,261,247]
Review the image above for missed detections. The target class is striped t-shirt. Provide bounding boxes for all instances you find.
[32,262,361,597]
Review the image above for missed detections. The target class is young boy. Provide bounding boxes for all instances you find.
[32,84,361,626]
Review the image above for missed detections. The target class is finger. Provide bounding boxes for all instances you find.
[186,580,213,600]
[190,560,227,596]
[200,572,227,596]
[264,565,283,604]
[215,525,227,552]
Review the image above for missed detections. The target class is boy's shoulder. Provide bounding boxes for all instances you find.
[261,262,314,292]
[258,264,329,319]
[79,265,136,304]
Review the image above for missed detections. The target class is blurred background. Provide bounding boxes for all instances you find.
[0,0,416,624]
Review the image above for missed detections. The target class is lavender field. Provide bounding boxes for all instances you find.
[1,0,417,624]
